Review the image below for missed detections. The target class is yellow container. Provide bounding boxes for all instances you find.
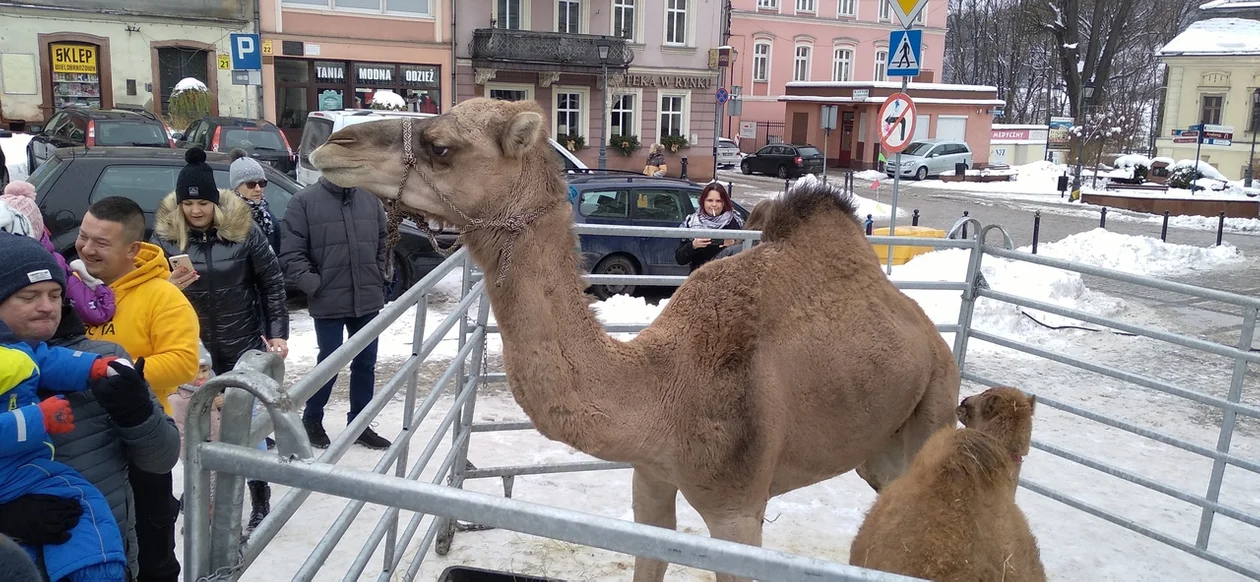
[870,225,946,266]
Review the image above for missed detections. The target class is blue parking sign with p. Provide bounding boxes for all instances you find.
[230,33,261,70]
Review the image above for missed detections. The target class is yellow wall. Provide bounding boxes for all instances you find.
[1156,56,1260,181]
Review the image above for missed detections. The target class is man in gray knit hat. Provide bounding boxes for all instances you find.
[229,149,280,252]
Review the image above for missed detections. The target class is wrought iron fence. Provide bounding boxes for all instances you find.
[470,29,634,69]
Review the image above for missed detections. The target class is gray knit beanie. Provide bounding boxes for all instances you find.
[228,149,266,190]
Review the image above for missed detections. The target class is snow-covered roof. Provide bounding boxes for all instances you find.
[993,124,1049,130]
[785,81,998,93]
[1158,18,1260,56]
[1199,0,1260,10]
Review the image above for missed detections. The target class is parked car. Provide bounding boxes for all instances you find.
[566,172,750,299]
[175,116,296,175]
[24,146,455,301]
[295,109,588,186]
[26,108,174,174]
[739,144,825,178]
[716,137,741,168]
[885,138,973,180]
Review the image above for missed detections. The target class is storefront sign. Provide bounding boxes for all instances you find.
[319,89,344,111]
[356,64,395,84]
[620,74,713,90]
[401,65,439,88]
[991,129,1030,141]
[50,43,97,74]
[314,61,346,82]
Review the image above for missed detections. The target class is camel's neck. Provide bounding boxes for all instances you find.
[464,204,656,461]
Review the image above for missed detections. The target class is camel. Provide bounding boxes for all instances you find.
[849,386,1045,582]
[309,98,961,582]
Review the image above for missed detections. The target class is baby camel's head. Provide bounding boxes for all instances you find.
[957,386,1036,460]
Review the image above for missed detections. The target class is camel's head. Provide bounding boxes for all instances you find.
[309,98,557,227]
[956,386,1036,457]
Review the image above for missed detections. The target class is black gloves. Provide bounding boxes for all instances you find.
[0,494,83,545]
[90,357,154,428]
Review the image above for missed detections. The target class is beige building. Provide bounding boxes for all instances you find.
[1155,17,1260,181]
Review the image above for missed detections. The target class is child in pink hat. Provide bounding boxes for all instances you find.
[0,181,116,325]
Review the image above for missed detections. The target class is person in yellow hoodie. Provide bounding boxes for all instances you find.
[75,195,197,582]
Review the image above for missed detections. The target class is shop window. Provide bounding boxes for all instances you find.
[275,59,309,84]
[665,0,688,45]
[49,43,102,109]
[277,87,309,128]
[1200,95,1223,125]
[610,93,637,138]
[157,47,210,115]
[613,0,636,40]
[659,94,687,140]
[753,42,770,82]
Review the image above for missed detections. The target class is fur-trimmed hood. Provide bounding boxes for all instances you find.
[154,189,254,243]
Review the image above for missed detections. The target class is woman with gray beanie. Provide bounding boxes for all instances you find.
[229,149,280,252]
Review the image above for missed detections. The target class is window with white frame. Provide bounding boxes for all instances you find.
[613,0,636,40]
[665,0,688,45]
[832,48,853,82]
[659,94,686,139]
[837,0,855,16]
[796,0,816,12]
[610,92,637,138]
[879,0,891,21]
[557,0,581,34]
[756,0,778,8]
[916,1,927,23]
[874,49,888,82]
[486,83,533,102]
[496,0,524,29]
[793,45,811,82]
[282,0,431,15]
[555,91,583,137]
[753,42,771,82]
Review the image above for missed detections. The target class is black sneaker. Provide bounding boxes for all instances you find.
[355,427,391,450]
[303,418,330,449]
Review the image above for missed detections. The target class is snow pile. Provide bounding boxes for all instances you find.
[1,132,33,182]
[1113,154,1152,170]
[1158,17,1260,55]
[1031,228,1245,276]
[171,77,208,95]
[369,89,407,110]
[853,169,887,181]
[1171,159,1227,182]
[923,160,1071,196]
[1152,156,1175,166]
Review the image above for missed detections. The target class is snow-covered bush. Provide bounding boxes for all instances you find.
[369,89,407,111]
[168,77,211,131]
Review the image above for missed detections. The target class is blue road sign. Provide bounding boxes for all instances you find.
[230,33,261,71]
[716,87,729,104]
[887,30,922,78]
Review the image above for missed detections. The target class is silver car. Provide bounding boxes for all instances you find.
[886,139,973,180]
[716,137,741,168]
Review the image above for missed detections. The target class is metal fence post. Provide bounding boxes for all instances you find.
[1032,211,1042,255]
[961,211,970,239]
[384,290,429,572]
[1162,210,1170,242]
[1196,306,1259,549]
[1100,207,1108,228]
[951,229,986,371]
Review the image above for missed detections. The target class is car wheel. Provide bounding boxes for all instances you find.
[26,144,36,175]
[777,165,789,179]
[740,160,752,175]
[385,251,414,303]
[592,254,637,300]
[915,166,928,181]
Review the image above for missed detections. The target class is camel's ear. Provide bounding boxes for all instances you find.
[500,111,544,159]
[1027,394,1036,413]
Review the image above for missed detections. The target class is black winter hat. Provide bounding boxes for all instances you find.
[176,147,220,205]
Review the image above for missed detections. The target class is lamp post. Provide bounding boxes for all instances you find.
[596,37,612,170]
[1247,88,1260,188]
[1070,81,1096,202]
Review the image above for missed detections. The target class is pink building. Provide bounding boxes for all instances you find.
[727,0,948,149]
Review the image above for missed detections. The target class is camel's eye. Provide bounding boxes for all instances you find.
[430,144,450,158]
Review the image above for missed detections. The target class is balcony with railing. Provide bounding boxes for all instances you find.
[470,29,635,72]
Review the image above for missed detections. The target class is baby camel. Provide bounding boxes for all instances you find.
[849,387,1046,582]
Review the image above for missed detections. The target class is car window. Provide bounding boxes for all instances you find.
[578,189,629,218]
[632,189,687,222]
[797,147,821,156]
[300,118,334,169]
[953,143,970,153]
[88,165,292,220]
[65,118,88,141]
[27,155,63,194]
[902,142,931,156]
[553,146,580,170]
[756,146,775,155]
[221,128,288,152]
[95,122,168,146]
[42,113,64,136]
[54,117,78,139]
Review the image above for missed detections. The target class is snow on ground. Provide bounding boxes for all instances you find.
[182,230,1259,581]
[2,132,33,182]
[911,160,1076,196]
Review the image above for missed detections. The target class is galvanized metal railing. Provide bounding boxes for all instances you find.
[183,217,1260,580]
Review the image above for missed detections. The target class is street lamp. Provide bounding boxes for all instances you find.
[595,37,612,170]
[1070,81,1097,202]
[1247,87,1260,188]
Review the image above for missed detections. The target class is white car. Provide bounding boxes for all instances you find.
[716,137,741,169]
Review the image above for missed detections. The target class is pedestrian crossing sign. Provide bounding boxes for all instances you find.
[886,30,922,77]
[890,0,930,29]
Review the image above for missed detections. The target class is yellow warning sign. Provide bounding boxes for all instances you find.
[217,54,231,70]
[889,0,929,28]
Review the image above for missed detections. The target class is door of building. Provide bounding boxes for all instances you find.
[791,112,809,145]
[839,111,854,165]
[157,47,210,117]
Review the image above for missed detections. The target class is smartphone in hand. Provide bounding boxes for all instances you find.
[169,254,194,272]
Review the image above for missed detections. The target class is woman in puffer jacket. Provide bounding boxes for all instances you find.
[150,148,289,532]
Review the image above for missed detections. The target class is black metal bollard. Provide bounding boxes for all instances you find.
[1099,207,1107,229]
[1032,210,1041,255]
[912,209,920,226]
[727,181,735,198]
[961,210,969,239]
[865,214,874,235]
[1161,210,1170,242]
[1217,211,1226,246]
[680,156,689,180]
[784,178,791,194]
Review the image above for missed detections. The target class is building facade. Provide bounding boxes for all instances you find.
[454,0,725,180]
[0,0,254,128]
[727,0,948,151]
[1155,17,1260,181]
[259,0,451,145]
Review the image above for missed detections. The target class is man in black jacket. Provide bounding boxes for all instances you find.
[279,177,391,450]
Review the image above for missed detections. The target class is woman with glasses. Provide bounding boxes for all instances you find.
[228,149,280,253]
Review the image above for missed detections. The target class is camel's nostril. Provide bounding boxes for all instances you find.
[328,137,356,145]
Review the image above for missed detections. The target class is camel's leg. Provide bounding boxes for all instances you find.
[698,503,767,582]
[857,365,960,491]
[631,469,679,582]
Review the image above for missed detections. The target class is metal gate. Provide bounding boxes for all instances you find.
[184,217,1260,580]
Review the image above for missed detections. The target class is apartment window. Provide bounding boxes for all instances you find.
[555,90,585,139]
[496,0,524,29]
[1200,95,1224,125]
[753,42,771,82]
[837,0,855,16]
[613,0,636,40]
[557,0,581,34]
[793,45,811,82]
[659,94,686,140]
[796,0,816,12]
[666,0,688,45]
[487,83,533,102]
[879,0,891,21]
[757,0,778,8]
[611,93,637,138]
[874,50,888,82]
[916,1,927,23]
[832,48,853,82]
[282,0,431,14]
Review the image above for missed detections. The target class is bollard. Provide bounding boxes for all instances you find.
[865,214,874,235]
[912,209,920,226]
[1217,211,1226,246]
[1032,210,1041,255]
[1099,207,1107,229]
[1161,210,1170,242]
[728,181,735,198]
[961,210,969,239]
[784,178,791,194]
[680,156,689,180]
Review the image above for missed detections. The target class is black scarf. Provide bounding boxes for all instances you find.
[237,193,275,238]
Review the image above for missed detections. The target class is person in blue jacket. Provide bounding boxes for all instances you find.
[0,234,147,582]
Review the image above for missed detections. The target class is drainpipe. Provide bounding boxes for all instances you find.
[254,0,264,118]
[450,0,457,110]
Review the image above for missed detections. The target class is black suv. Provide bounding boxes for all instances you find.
[739,143,825,178]
[176,116,296,175]
[26,147,455,300]
[26,108,173,173]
